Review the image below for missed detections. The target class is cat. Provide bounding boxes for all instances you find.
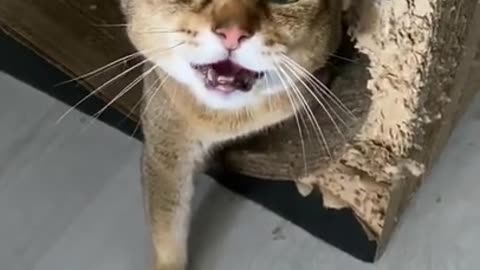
[120,0,347,269]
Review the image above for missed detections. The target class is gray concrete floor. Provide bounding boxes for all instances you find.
[1,71,479,270]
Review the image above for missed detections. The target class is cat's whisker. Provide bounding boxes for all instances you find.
[80,64,158,133]
[252,57,273,111]
[133,78,171,136]
[286,61,350,133]
[88,64,159,126]
[275,63,332,157]
[56,43,185,125]
[280,54,356,120]
[329,53,360,64]
[94,23,178,32]
[263,72,273,110]
[56,58,150,125]
[288,59,351,129]
[276,62,324,162]
[152,82,178,127]
[54,50,149,87]
[270,67,309,174]
[280,54,353,118]
[268,68,313,149]
[124,73,164,128]
[274,62,323,146]
[131,75,170,137]
[145,27,180,31]
[279,61,346,140]
[136,29,182,34]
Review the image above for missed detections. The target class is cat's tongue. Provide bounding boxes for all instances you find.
[211,60,242,76]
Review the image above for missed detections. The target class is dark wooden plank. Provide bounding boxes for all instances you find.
[0,0,142,119]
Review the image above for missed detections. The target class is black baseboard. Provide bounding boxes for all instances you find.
[0,31,377,263]
[213,171,377,262]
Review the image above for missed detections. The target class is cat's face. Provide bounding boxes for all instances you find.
[123,0,342,110]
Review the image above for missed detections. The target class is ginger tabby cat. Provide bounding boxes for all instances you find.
[119,0,349,269]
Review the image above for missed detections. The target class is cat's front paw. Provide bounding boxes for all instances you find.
[154,238,186,270]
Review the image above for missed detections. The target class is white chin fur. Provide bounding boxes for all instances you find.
[191,85,260,110]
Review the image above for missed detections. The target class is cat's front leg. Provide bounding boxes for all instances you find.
[142,146,197,270]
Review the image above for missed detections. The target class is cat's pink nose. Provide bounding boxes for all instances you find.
[214,25,251,50]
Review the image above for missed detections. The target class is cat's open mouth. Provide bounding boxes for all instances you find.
[192,60,264,93]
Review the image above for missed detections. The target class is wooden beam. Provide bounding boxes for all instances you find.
[0,0,142,119]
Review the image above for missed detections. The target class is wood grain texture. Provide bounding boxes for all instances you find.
[0,0,142,119]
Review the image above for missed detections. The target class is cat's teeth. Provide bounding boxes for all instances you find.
[217,76,234,84]
[207,68,217,82]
